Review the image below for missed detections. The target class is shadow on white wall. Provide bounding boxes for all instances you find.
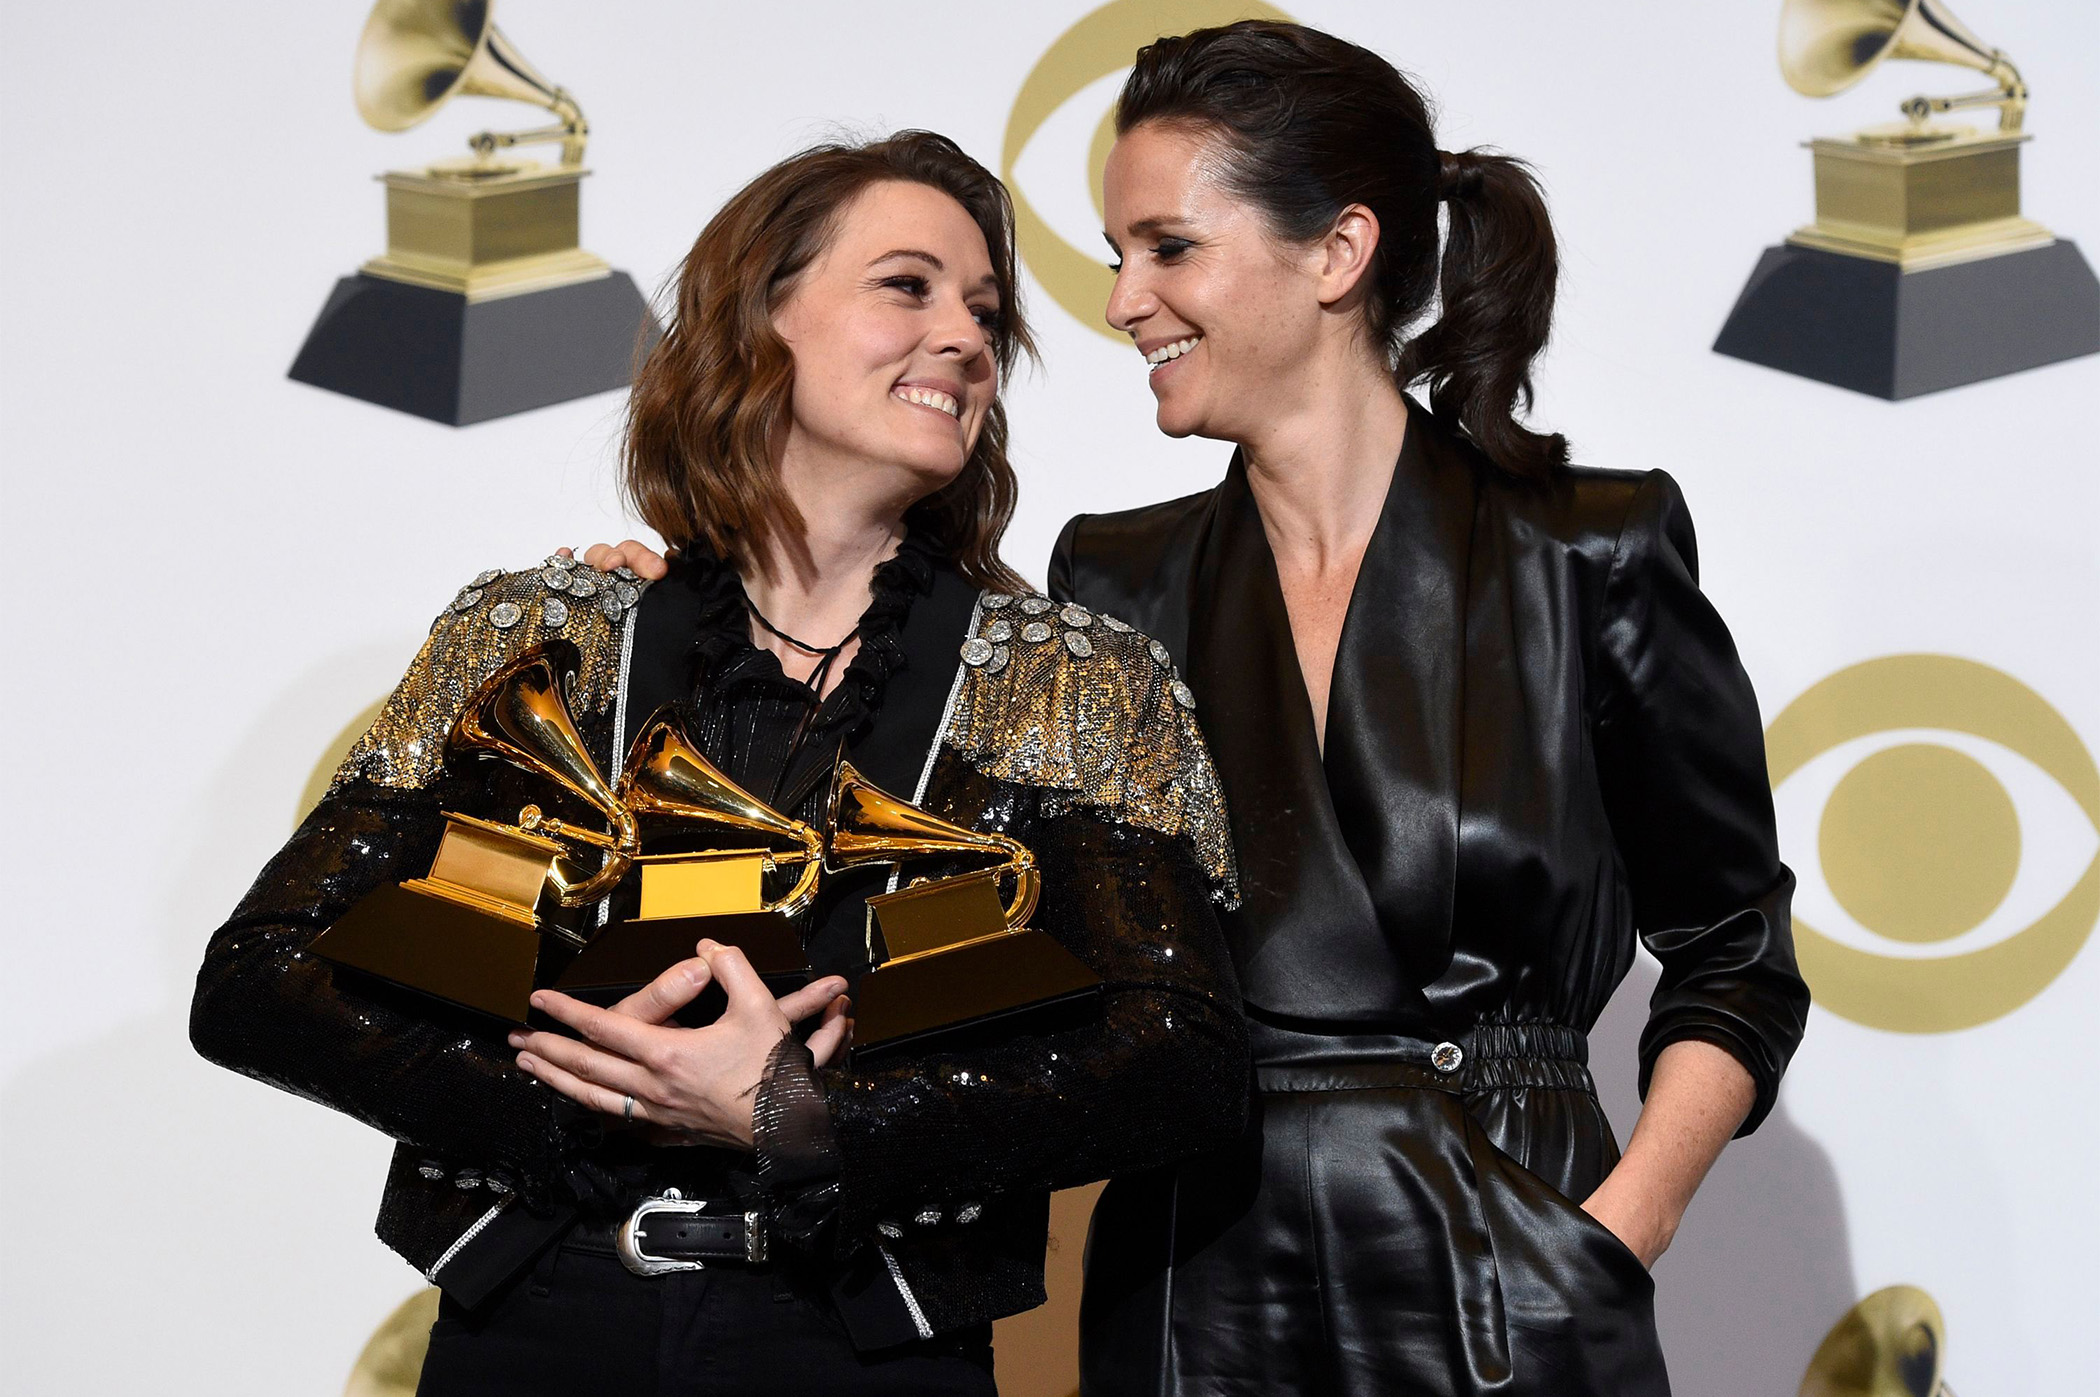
[1592,954,1856,1396]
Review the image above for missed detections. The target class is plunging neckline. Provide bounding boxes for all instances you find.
[1182,400,1478,1018]
[1250,436,1405,759]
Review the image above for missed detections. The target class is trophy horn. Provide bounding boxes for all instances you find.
[451,642,637,906]
[1798,1285,1953,1397]
[825,760,1040,929]
[617,712,824,917]
[354,0,589,164]
[1779,0,2026,131]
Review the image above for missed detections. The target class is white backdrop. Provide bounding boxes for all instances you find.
[4,2,2096,1392]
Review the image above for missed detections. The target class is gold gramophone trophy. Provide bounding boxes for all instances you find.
[825,761,1101,1052]
[312,645,821,1022]
[551,713,826,1003]
[287,0,660,425]
[311,644,640,1022]
[1799,1285,1958,1397]
[1714,0,2098,398]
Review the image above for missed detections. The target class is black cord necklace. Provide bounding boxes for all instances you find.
[743,599,859,660]
[743,595,860,800]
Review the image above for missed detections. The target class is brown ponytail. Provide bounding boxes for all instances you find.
[1399,148,1567,478]
[1118,22,1569,478]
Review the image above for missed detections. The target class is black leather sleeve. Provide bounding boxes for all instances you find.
[188,774,586,1204]
[1591,470,1811,1135]
[1046,514,1086,604]
[822,778,1249,1238]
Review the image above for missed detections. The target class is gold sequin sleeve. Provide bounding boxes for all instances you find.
[331,558,647,792]
[942,593,1238,904]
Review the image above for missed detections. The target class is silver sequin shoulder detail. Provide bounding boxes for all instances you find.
[942,592,1238,904]
[330,563,650,793]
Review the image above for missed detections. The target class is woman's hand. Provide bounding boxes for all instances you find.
[509,940,849,1149]
[589,947,854,1068]
[556,540,671,580]
[1577,1038,1757,1268]
[1577,1168,1675,1268]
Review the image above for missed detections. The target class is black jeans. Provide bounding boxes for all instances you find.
[416,1244,997,1396]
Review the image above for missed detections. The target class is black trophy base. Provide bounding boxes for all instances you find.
[310,882,554,1024]
[288,271,662,425]
[850,928,1102,1057]
[553,911,809,1012]
[1713,240,2100,399]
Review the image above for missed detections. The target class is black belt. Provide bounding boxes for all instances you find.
[565,1189,770,1275]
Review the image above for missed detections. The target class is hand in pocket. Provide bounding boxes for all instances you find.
[1578,1171,1667,1269]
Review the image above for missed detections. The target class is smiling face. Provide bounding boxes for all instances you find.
[1103,121,1334,444]
[771,179,1004,506]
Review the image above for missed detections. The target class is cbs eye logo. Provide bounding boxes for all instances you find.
[1002,0,1291,340]
[301,696,388,826]
[1767,654,2100,1033]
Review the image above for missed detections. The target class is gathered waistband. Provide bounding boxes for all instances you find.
[1250,1019,1594,1096]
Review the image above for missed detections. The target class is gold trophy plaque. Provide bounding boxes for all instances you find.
[551,715,823,1003]
[825,761,1101,1054]
[1714,0,2098,398]
[288,1,660,424]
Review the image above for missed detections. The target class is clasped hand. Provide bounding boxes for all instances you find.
[511,939,850,1150]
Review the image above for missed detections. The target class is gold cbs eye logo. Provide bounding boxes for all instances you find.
[300,697,388,826]
[1002,0,1292,340]
[1766,655,2100,1033]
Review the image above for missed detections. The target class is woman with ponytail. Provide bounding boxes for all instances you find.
[1051,20,1810,1395]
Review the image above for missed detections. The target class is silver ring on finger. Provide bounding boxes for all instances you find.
[622,1094,636,1124]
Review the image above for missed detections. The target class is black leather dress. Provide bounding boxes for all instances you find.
[1051,403,1811,1396]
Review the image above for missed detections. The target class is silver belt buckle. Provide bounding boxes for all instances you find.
[616,1188,709,1276]
[614,1188,769,1275]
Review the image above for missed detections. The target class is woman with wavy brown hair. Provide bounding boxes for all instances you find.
[192,130,1246,1396]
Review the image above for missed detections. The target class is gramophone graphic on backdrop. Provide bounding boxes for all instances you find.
[1714,0,2099,399]
[288,1,661,424]
[1798,1285,1959,1397]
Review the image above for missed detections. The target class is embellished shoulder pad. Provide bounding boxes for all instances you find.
[943,592,1238,904]
[331,557,648,792]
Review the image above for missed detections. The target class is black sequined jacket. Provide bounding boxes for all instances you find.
[190,560,1247,1347]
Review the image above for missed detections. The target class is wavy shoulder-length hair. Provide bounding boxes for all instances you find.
[623,131,1035,591]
